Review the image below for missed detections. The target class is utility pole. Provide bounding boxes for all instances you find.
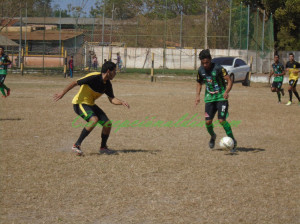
[180,11,183,48]
[227,0,232,55]
[19,2,22,69]
[110,3,115,43]
[101,0,105,44]
[205,0,208,49]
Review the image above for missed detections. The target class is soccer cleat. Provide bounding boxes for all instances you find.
[209,134,217,149]
[72,144,83,156]
[286,101,292,106]
[280,89,284,96]
[1,95,6,98]
[6,89,10,96]
[278,101,281,104]
[99,147,118,155]
[230,139,238,153]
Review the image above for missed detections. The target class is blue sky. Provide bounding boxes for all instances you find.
[51,0,98,16]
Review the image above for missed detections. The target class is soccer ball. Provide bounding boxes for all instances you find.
[219,137,234,150]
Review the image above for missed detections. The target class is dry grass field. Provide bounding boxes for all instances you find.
[0,73,299,224]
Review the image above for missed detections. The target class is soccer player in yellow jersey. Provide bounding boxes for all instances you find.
[285,53,300,106]
[54,61,130,156]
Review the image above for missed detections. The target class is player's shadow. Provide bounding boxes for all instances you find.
[0,118,22,121]
[117,149,161,154]
[237,147,265,153]
[222,147,265,156]
[89,149,161,156]
[215,147,265,155]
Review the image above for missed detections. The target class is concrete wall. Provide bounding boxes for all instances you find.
[24,56,63,67]
[92,46,299,74]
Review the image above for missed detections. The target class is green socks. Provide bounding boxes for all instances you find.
[0,86,6,96]
[220,121,234,139]
[205,123,215,137]
[277,92,281,102]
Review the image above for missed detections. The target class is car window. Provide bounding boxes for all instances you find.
[235,59,247,67]
[212,58,234,66]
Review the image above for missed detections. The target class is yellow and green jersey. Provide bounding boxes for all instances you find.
[72,72,114,105]
[197,63,228,103]
[286,60,300,80]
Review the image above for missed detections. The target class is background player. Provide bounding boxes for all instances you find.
[269,54,285,103]
[285,53,300,106]
[0,46,12,98]
[53,61,130,156]
[195,49,237,153]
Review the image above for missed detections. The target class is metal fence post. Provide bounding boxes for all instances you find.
[228,0,232,55]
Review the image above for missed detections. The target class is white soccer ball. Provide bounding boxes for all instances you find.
[219,137,234,150]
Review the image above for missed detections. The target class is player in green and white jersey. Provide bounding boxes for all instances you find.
[269,54,285,103]
[0,46,11,98]
[195,49,237,152]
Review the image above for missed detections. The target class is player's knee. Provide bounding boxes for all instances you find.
[218,119,226,124]
[206,120,212,125]
[103,120,112,128]
[271,88,276,92]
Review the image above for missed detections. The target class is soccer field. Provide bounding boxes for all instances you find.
[0,74,299,223]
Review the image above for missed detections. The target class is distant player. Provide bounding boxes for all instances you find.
[195,49,237,152]
[53,61,130,156]
[68,56,74,78]
[0,46,12,98]
[285,53,300,106]
[269,54,285,103]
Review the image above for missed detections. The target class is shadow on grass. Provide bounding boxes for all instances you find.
[11,96,34,98]
[117,149,161,154]
[215,147,265,156]
[89,149,161,156]
[0,118,22,121]
[237,147,265,153]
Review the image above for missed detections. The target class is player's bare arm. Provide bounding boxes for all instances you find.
[223,75,232,99]
[108,97,130,108]
[195,82,202,106]
[53,81,78,101]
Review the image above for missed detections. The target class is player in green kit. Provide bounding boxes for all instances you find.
[269,54,285,103]
[0,46,12,98]
[195,49,237,152]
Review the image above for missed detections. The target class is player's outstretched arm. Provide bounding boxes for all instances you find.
[223,75,233,99]
[108,97,130,108]
[53,81,78,101]
[195,82,202,106]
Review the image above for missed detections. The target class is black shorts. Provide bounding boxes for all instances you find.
[205,101,229,121]
[73,104,109,126]
[289,79,298,87]
[272,81,283,89]
[0,75,6,84]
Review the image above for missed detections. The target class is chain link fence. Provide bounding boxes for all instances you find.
[0,0,274,74]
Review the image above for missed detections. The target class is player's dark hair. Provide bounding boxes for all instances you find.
[199,49,211,60]
[101,61,116,73]
[289,52,294,56]
[0,46,4,51]
[274,54,279,58]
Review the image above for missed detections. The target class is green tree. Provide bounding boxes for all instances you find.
[52,4,71,17]
[89,0,144,20]
[240,0,300,50]
[274,0,300,50]
[144,0,204,19]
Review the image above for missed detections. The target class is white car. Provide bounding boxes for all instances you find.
[212,57,251,86]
